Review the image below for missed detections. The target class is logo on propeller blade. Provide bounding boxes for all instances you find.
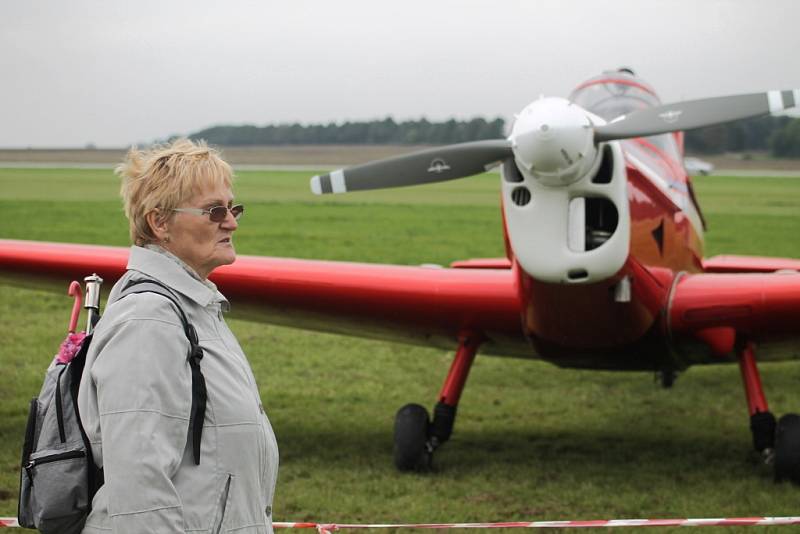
[658,110,683,123]
[428,158,451,174]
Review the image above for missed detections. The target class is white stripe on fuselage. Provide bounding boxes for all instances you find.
[624,151,705,240]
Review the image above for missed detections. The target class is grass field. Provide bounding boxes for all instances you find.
[2,167,800,532]
[2,147,800,172]
[0,146,435,166]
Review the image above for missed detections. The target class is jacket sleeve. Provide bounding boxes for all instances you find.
[89,294,192,533]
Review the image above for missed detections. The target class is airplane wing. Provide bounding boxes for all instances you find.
[450,258,512,269]
[669,269,800,361]
[6,239,800,364]
[0,239,526,356]
[703,255,800,273]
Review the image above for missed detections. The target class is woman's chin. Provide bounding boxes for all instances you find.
[212,247,237,268]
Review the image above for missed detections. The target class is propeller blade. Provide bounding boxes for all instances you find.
[310,140,512,195]
[595,89,799,142]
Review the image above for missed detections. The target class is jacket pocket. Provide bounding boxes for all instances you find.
[210,473,233,534]
[26,448,89,534]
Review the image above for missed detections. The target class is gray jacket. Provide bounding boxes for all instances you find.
[78,246,279,534]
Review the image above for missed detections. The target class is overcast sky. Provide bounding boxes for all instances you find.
[2,0,798,148]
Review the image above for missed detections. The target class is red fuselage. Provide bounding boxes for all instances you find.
[511,73,705,370]
[514,136,703,370]
[509,74,800,371]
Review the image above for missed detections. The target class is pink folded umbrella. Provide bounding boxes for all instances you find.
[55,281,87,364]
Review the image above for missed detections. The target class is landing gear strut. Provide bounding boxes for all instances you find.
[393,332,482,471]
[738,342,800,482]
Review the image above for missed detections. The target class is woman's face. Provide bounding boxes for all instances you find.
[164,182,239,279]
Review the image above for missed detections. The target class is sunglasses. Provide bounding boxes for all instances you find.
[172,204,244,222]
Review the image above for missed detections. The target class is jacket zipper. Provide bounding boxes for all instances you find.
[212,311,264,413]
[213,474,232,534]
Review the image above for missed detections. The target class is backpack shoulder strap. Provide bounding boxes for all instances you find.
[118,278,207,465]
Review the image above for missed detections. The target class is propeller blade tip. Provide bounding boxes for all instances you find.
[310,175,323,195]
[310,171,347,195]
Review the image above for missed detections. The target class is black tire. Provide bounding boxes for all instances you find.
[774,413,800,483]
[393,403,431,471]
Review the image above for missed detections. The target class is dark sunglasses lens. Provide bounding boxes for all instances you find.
[208,204,243,222]
[209,206,228,222]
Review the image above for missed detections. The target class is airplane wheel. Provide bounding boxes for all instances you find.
[774,413,800,483]
[393,403,431,471]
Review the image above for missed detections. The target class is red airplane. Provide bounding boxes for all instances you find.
[2,69,800,479]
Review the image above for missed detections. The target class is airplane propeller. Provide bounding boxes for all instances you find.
[595,90,799,142]
[310,140,511,195]
[310,89,798,195]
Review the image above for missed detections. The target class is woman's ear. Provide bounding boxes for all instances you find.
[146,208,171,243]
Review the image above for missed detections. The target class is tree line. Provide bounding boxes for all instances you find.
[190,117,505,146]
[684,115,800,157]
[189,115,800,157]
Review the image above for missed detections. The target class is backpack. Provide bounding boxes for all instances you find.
[18,276,207,534]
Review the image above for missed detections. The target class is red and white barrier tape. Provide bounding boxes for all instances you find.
[4,517,800,530]
[275,518,800,532]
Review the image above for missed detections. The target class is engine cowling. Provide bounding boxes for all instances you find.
[502,97,630,284]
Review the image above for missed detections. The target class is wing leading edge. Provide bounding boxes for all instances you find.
[669,269,800,363]
[0,239,526,355]
[703,255,800,273]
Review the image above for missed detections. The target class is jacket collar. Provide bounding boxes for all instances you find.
[127,246,229,310]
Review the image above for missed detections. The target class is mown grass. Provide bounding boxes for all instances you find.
[2,168,800,532]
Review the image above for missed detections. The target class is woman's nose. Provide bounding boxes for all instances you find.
[221,209,238,230]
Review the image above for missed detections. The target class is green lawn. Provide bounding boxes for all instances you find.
[2,168,800,532]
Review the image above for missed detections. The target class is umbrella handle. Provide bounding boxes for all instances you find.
[68,281,83,333]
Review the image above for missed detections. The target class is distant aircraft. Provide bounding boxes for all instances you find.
[2,69,800,480]
[684,156,714,176]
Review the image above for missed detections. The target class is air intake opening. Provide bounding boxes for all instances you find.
[503,159,524,183]
[567,268,589,281]
[585,197,618,250]
[591,145,614,184]
[511,186,531,206]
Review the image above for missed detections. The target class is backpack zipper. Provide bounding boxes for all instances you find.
[55,365,68,443]
[25,449,87,483]
[21,398,38,463]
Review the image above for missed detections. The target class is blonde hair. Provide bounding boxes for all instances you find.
[118,139,234,246]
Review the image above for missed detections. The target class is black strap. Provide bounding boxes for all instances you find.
[68,333,104,501]
[120,278,206,465]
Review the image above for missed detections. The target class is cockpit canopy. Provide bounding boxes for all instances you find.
[569,69,661,122]
[570,69,681,161]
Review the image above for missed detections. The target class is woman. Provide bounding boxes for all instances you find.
[78,139,279,533]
